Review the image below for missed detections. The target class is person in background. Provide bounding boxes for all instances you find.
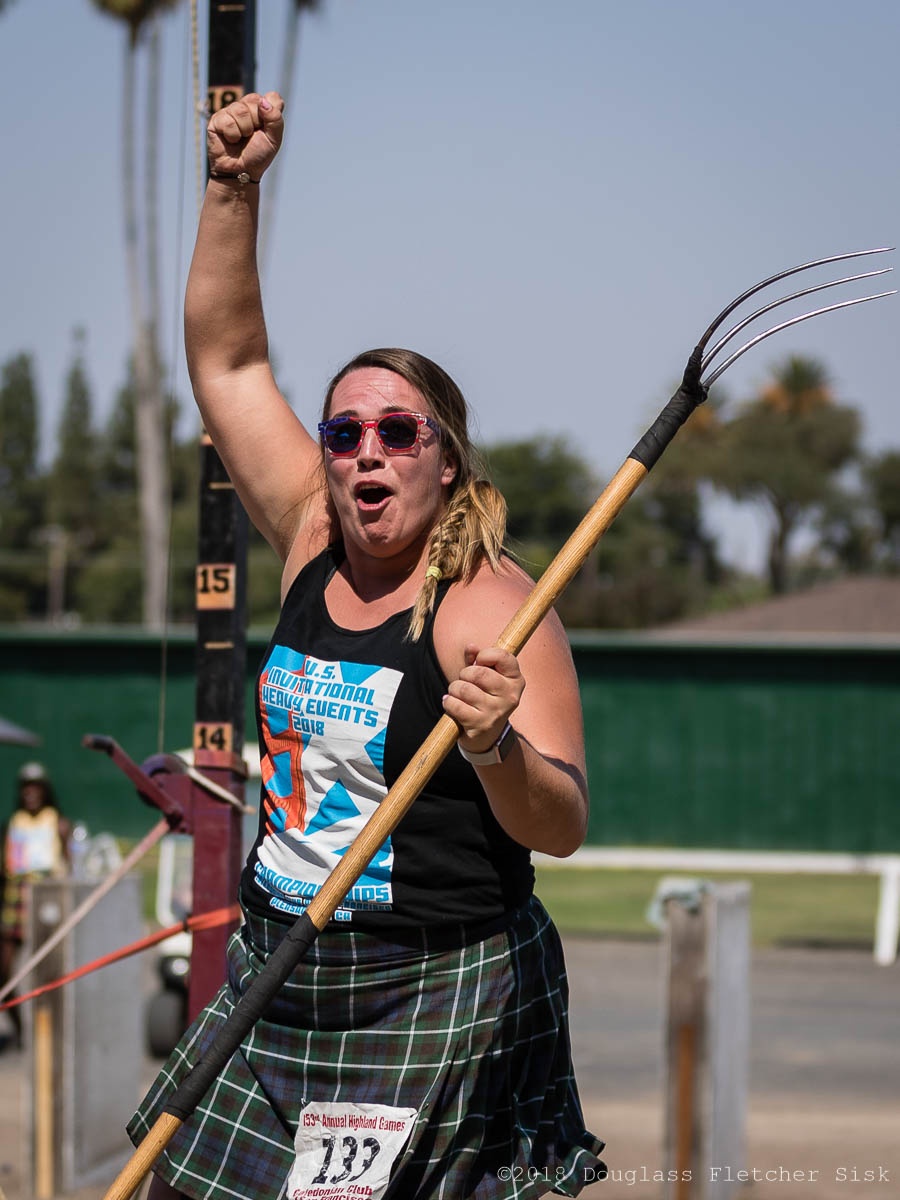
[0,762,70,1050]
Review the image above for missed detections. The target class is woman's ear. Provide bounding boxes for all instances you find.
[440,456,458,488]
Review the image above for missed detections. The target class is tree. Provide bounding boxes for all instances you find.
[91,0,180,629]
[481,436,596,577]
[558,387,728,629]
[38,331,101,620]
[812,485,878,577]
[0,353,42,548]
[708,356,860,593]
[74,535,144,624]
[643,387,726,589]
[580,414,727,629]
[76,358,189,624]
[91,367,144,556]
[0,353,46,618]
[866,450,900,570]
[73,369,139,622]
[47,331,99,531]
[481,433,726,628]
[585,500,709,628]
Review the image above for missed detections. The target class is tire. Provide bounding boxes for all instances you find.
[146,989,187,1058]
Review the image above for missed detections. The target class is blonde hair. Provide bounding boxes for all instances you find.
[322,349,507,640]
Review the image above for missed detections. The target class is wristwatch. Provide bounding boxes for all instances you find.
[458,722,518,766]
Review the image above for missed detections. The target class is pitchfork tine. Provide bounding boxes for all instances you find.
[694,247,894,352]
[631,250,894,470]
[702,290,897,388]
[701,267,893,373]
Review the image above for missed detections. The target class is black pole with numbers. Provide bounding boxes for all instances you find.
[188,0,258,1021]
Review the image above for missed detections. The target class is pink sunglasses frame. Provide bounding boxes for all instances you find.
[318,411,441,456]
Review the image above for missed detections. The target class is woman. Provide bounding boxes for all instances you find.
[131,92,605,1198]
[0,762,70,1050]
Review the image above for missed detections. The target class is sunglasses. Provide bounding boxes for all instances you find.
[318,411,441,456]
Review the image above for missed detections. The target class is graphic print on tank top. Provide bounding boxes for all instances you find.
[255,643,403,922]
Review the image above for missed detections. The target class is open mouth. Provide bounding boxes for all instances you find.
[355,484,392,509]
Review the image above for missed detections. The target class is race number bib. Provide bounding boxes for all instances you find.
[286,1101,418,1200]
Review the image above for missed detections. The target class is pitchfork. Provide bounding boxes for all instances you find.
[104,246,894,1200]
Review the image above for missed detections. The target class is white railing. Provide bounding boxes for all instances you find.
[535,847,900,965]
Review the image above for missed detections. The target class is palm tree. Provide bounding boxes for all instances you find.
[759,356,833,417]
[91,0,180,630]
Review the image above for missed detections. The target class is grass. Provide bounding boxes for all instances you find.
[128,839,883,950]
[533,866,881,949]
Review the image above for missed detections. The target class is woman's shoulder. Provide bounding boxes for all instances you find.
[434,553,569,675]
[443,554,535,617]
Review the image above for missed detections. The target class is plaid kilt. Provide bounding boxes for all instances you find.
[129,895,605,1199]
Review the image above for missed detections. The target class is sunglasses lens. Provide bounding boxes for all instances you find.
[321,413,427,454]
[323,419,363,454]
[377,414,420,449]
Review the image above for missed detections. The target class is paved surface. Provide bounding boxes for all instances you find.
[1,937,898,1200]
[565,938,900,1200]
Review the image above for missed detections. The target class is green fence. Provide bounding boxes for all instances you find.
[2,628,898,851]
[572,634,900,854]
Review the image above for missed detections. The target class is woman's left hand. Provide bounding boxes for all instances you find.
[442,644,525,754]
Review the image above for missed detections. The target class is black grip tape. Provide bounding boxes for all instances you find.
[165,909,320,1121]
[628,344,708,471]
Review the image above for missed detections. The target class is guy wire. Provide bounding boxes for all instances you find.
[156,5,195,755]
[191,0,204,217]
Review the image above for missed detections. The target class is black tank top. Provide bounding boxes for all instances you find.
[240,547,534,931]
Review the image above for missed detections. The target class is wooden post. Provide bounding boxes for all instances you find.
[33,1003,54,1199]
[27,878,144,1193]
[189,0,258,1020]
[662,882,751,1200]
[664,896,706,1200]
[28,883,65,1199]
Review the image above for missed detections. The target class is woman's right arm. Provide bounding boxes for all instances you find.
[185,91,326,565]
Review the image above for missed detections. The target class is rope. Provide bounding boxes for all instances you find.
[156,4,196,754]
[156,1,203,753]
[191,0,204,216]
[0,818,171,1005]
[0,904,240,1013]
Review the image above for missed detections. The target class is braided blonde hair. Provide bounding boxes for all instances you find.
[322,349,507,640]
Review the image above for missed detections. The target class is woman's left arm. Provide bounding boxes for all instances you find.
[436,569,589,858]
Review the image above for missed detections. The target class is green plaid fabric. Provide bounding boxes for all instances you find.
[129,896,605,1199]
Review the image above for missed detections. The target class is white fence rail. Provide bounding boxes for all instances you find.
[534,847,900,965]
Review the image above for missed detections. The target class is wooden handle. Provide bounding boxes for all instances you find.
[34,1003,54,1199]
[496,458,647,653]
[104,454,651,1196]
[306,714,461,929]
[102,1113,183,1200]
[306,458,648,929]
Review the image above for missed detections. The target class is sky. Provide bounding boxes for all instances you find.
[1,0,897,572]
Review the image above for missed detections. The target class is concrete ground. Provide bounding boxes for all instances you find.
[0,937,898,1200]
[565,938,900,1200]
